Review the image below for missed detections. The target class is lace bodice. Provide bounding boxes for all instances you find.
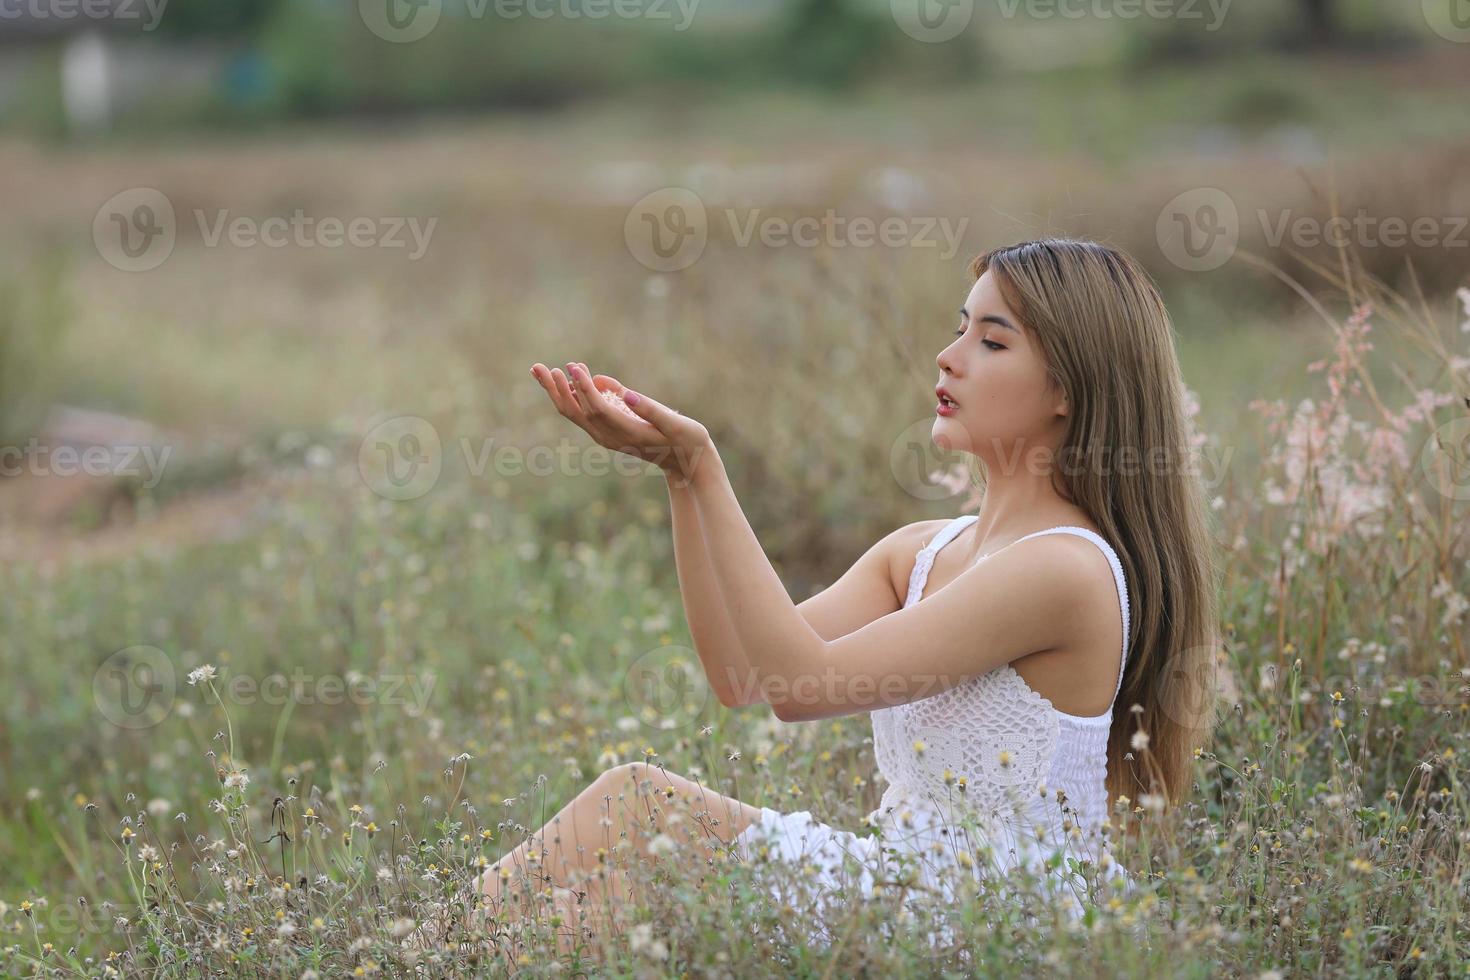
[866,514,1132,861]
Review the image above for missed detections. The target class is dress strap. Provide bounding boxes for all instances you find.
[1013,526,1132,701]
[920,513,980,554]
[903,514,979,607]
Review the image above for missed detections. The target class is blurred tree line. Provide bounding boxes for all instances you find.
[0,0,1430,131]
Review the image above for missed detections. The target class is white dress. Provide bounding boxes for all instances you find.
[733,514,1140,944]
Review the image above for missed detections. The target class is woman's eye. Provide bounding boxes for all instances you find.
[982,340,1006,351]
[953,327,965,337]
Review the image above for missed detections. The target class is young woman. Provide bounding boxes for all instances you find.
[443,238,1220,953]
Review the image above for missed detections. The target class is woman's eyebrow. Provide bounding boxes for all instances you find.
[959,307,1020,333]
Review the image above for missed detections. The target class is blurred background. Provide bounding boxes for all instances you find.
[2,0,1469,971]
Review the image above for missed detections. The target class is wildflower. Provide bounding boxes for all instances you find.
[629,922,668,961]
[1139,793,1166,814]
[1131,731,1150,752]
[224,771,249,790]
[187,665,217,686]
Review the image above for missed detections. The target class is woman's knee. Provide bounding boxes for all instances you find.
[595,761,660,796]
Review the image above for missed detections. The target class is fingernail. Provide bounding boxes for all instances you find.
[624,390,641,407]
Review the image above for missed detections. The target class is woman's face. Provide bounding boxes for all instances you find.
[934,269,1068,462]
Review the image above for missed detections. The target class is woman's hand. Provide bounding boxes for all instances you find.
[530,361,712,483]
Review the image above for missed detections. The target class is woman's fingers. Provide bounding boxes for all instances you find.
[550,367,587,422]
[566,363,600,417]
[530,363,571,416]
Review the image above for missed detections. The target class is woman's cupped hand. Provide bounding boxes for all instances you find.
[530,362,712,483]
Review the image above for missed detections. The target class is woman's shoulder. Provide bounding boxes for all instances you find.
[878,517,959,557]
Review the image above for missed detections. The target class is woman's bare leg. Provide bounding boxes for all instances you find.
[477,761,763,935]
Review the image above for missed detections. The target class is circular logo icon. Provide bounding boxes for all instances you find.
[1156,187,1239,272]
[624,187,707,273]
[1424,0,1470,43]
[1153,645,1234,732]
[890,417,975,500]
[358,0,442,42]
[93,188,176,272]
[357,415,443,500]
[622,645,709,730]
[93,646,175,730]
[1419,416,1470,501]
[891,0,973,43]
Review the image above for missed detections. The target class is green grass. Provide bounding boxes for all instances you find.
[1,63,1469,973]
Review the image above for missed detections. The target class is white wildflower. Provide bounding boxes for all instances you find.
[629,922,668,961]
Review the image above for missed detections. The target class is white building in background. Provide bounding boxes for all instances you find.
[0,4,226,136]
[60,28,114,133]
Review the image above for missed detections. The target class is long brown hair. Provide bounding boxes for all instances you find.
[967,239,1223,829]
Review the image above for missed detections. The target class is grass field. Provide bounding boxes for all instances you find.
[1,51,1469,976]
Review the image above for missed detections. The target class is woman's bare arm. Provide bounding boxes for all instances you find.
[667,470,911,710]
[666,468,762,708]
